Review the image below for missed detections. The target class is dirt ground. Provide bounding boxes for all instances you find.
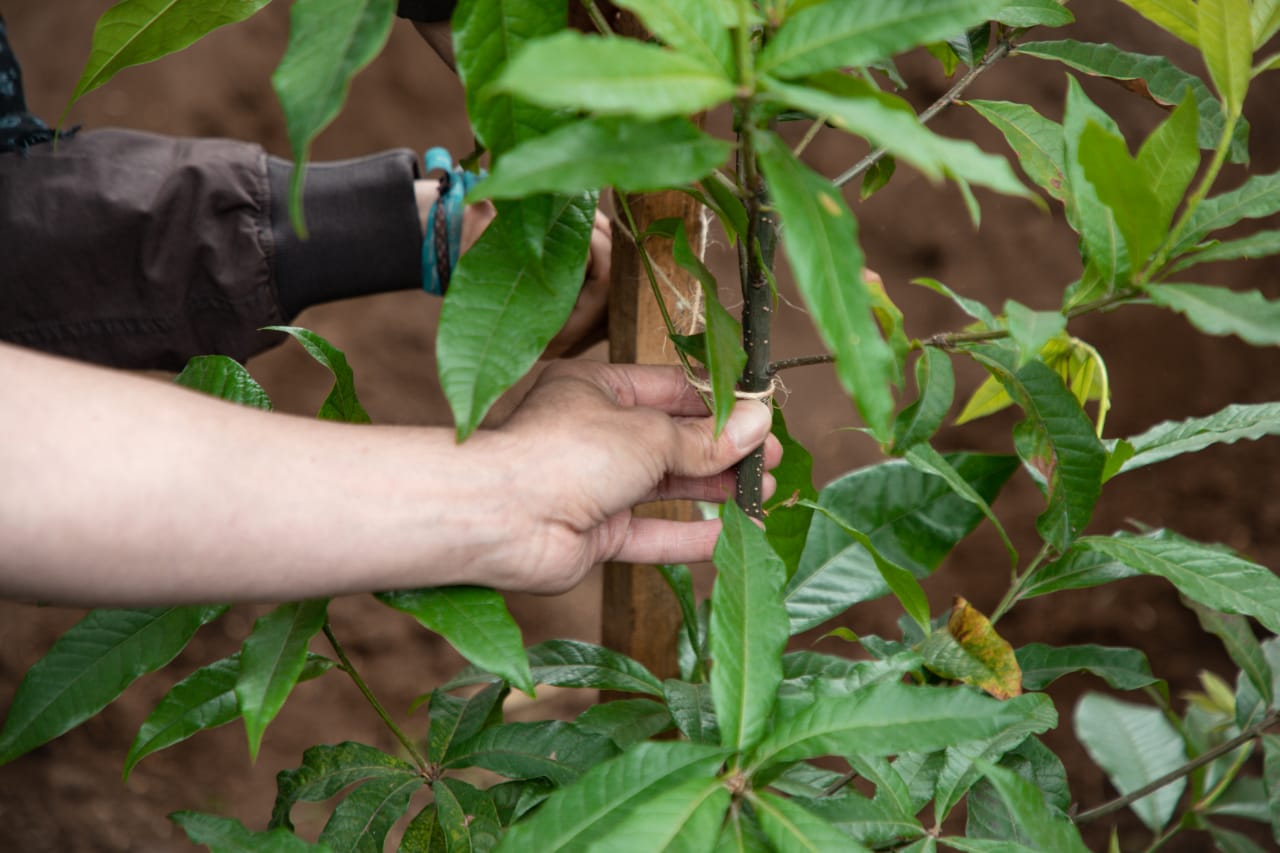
[2,1,1279,850]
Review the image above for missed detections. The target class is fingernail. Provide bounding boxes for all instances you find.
[726,401,771,452]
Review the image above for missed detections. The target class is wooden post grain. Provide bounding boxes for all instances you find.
[568,3,705,687]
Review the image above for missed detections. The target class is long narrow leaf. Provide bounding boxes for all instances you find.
[1015,643,1160,691]
[171,811,329,853]
[756,130,898,439]
[493,741,729,851]
[236,599,329,761]
[376,587,533,695]
[65,0,272,115]
[752,791,871,852]
[263,326,370,423]
[1198,0,1252,117]
[444,721,618,785]
[319,773,422,853]
[1146,283,1280,346]
[125,652,333,779]
[1017,39,1248,162]
[272,0,397,234]
[974,762,1089,852]
[1106,401,1280,478]
[174,356,272,410]
[0,605,226,765]
[271,741,417,830]
[1084,532,1280,635]
[711,502,789,753]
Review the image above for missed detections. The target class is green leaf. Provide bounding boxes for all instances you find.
[453,0,568,158]
[902,444,1018,568]
[1263,734,1280,845]
[573,699,673,748]
[779,651,924,706]
[272,0,397,235]
[664,679,721,744]
[751,791,870,852]
[647,218,745,436]
[748,681,1045,771]
[974,762,1089,852]
[1075,692,1187,831]
[1015,643,1159,691]
[496,31,736,119]
[892,347,955,452]
[759,0,1017,79]
[1077,120,1165,265]
[932,695,1060,819]
[1017,39,1249,163]
[1081,531,1280,634]
[1114,0,1200,46]
[432,778,501,853]
[715,811,773,853]
[320,773,422,853]
[1137,90,1201,231]
[1019,541,1140,598]
[913,277,997,326]
[398,805,447,853]
[802,502,932,633]
[472,117,732,200]
[1109,403,1280,478]
[448,639,663,696]
[788,454,1018,634]
[376,587,533,695]
[426,682,507,764]
[764,406,818,579]
[966,100,1068,204]
[124,652,333,779]
[493,741,729,851]
[765,78,1035,206]
[1176,171,1280,252]
[920,598,1022,699]
[263,326,370,423]
[1146,283,1280,346]
[860,155,896,200]
[993,0,1074,27]
[1209,826,1271,853]
[701,176,750,246]
[437,193,596,439]
[271,741,418,830]
[236,599,329,761]
[1168,230,1280,273]
[970,348,1106,551]
[1235,637,1280,729]
[444,721,618,785]
[0,605,226,765]
[710,502,789,753]
[612,0,735,76]
[170,811,330,853]
[590,775,731,853]
[1255,51,1280,76]
[1255,0,1280,48]
[65,0,273,116]
[966,739,1072,844]
[1190,601,1273,709]
[1198,0,1253,117]
[780,791,925,848]
[1004,302,1067,368]
[174,356,272,410]
[1061,79,1128,288]
[658,563,704,681]
[756,131,898,438]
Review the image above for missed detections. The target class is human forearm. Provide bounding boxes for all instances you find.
[0,342,510,606]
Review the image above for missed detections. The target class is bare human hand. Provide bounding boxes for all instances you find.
[472,360,781,594]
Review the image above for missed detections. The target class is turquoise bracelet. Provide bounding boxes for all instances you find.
[422,147,484,296]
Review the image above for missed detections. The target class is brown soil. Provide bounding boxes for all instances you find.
[3,1,1279,850]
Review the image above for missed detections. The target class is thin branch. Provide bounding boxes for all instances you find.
[833,38,1015,189]
[769,353,835,373]
[1074,710,1280,824]
[579,0,613,36]
[323,621,430,774]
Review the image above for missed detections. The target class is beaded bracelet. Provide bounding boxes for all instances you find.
[421,147,484,296]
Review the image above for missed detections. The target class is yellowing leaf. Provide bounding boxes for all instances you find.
[956,335,1110,435]
[920,597,1023,700]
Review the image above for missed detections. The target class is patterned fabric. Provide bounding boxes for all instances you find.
[0,15,73,153]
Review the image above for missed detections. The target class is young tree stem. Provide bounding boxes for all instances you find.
[323,621,430,774]
[735,121,779,517]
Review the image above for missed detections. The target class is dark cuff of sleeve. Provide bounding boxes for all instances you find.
[396,1,457,22]
[268,149,424,319]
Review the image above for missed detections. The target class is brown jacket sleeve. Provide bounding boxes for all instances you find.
[0,129,423,370]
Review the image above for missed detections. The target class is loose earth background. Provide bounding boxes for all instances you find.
[2,1,1278,849]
